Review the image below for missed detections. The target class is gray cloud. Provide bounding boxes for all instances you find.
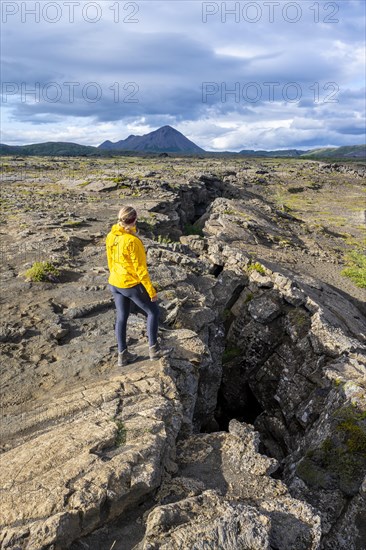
[1,0,365,148]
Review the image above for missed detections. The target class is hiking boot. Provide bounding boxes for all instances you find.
[118,349,138,367]
[149,342,172,361]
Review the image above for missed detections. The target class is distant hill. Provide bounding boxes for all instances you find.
[99,125,204,153]
[301,145,366,160]
[238,146,366,160]
[0,142,98,157]
[239,149,306,158]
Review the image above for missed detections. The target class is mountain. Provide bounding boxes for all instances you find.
[98,125,205,153]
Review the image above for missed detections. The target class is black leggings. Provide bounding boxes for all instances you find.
[109,283,159,352]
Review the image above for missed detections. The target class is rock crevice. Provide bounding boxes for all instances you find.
[1,161,365,549]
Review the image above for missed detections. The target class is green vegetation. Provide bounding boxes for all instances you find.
[157,234,174,245]
[287,308,309,328]
[302,145,366,160]
[247,262,266,275]
[273,236,293,248]
[183,223,204,237]
[110,176,127,184]
[324,215,347,227]
[273,190,291,212]
[335,405,366,453]
[244,292,254,303]
[297,404,366,495]
[63,220,84,227]
[222,345,242,363]
[114,420,127,447]
[25,261,60,282]
[223,308,233,321]
[341,250,366,288]
[321,436,365,494]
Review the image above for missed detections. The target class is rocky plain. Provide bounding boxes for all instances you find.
[0,155,365,549]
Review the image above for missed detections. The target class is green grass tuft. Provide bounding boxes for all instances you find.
[247,262,266,275]
[115,420,127,447]
[25,261,60,282]
[157,234,174,244]
[341,250,366,288]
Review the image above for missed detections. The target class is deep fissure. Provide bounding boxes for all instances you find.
[211,309,310,463]
[167,183,315,470]
[215,381,264,432]
[171,184,295,459]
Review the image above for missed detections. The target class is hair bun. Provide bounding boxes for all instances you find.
[118,206,137,226]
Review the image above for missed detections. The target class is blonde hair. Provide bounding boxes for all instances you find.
[118,206,137,232]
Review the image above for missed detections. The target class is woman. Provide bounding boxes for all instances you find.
[106,206,170,366]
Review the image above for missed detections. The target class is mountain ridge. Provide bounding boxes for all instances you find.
[1,126,365,160]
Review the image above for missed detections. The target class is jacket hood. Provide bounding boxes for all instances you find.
[110,223,136,236]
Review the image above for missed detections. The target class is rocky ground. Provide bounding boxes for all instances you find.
[0,155,365,549]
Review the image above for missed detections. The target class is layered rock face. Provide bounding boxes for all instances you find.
[0,158,365,549]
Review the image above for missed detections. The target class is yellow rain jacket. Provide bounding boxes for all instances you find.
[106,224,157,298]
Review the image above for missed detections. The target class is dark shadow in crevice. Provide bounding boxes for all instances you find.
[69,495,155,550]
[225,284,246,310]
[57,327,84,345]
[211,264,224,277]
[214,382,264,432]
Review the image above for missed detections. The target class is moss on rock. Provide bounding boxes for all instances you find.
[297,404,366,496]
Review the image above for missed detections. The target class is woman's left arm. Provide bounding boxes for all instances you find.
[128,240,157,299]
[105,234,114,271]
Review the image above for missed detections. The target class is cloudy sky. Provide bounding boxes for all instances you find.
[1,0,365,150]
